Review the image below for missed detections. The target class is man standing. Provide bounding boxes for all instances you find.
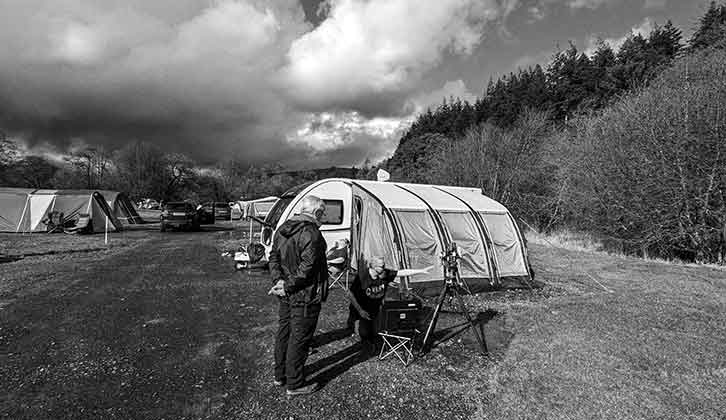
[268,196,327,396]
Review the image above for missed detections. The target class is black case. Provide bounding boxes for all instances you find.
[376,299,423,333]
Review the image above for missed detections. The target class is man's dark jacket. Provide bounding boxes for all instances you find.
[268,214,328,305]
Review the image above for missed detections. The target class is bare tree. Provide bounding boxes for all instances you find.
[67,146,111,189]
[567,49,726,262]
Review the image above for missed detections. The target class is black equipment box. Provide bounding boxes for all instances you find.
[377,299,423,333]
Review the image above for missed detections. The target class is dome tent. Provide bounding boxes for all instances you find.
[261,179,533,296]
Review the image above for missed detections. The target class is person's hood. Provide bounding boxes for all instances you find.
[277,214,320,238]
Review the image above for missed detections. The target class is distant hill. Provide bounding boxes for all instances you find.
[270,166,362,180]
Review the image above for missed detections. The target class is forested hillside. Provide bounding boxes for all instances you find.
[387,1,726,263]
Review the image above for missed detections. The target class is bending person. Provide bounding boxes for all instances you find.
[346,256,433,353]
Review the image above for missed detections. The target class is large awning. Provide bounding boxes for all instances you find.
[354,180,428,210]
[435,186,508,213]
[396,184,470,211]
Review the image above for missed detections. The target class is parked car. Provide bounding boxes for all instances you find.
[213,202,231,220]
[197,203,215,225]
[160,202,200,231]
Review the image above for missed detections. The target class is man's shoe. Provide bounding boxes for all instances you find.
[286,382,320,396]
[273,379,285,387]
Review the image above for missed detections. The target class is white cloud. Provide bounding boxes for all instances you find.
[173,2,281,59]
[291,111,405,151]
[585,17,654,56]
[410,80,477,113]
[280,0,507,115]
[288,79,476,164]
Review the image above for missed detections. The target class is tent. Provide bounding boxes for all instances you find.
[244,196,279,219]
[0,188,34,233]
[262,179,533,296]
[0,188,122,233]
[99,190,143,224]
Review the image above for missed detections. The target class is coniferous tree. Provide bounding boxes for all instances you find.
[690,1,726,51]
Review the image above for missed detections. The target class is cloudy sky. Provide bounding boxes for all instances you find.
[0,0,707,168]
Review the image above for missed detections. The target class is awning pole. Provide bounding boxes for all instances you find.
[18,195,30,234]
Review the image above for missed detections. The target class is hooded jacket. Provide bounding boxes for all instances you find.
[268,214,328,305]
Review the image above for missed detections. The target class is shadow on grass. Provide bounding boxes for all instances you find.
[305,311,511,387]
[311,327,354,349]
[420,309,511,354]
[306,341,377,388]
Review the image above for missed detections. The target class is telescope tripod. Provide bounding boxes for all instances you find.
[418,268,488,355]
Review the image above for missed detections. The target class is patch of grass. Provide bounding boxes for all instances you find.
[525,229,606,254]
[0,230,152,257]
[0,229,724,419]
[525,229,726,271]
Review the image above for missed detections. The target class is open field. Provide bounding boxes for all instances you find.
[0,223,724,419]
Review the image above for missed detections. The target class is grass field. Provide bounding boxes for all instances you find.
[0,222,724,419]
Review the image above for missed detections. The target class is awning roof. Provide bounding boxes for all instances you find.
[351,180,508,213]
[353,180,428,210]
[397,183,470,212]
[435,186,508,213]
[0,188,36,195]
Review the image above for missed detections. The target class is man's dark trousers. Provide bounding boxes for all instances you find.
[274,298,321,389]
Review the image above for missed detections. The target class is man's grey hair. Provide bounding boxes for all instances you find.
[368,256,385,269]
[300,195,325,216]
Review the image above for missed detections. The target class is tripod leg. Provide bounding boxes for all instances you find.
[419,283,448,354]
[452,287,488,354]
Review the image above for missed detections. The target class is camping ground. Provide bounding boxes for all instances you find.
[0,223,724,419]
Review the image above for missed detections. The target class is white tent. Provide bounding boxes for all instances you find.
[0,189,122,233]
[244,196,279,219]
[260,179,532,295]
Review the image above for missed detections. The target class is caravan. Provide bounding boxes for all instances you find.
[243,179,533,296]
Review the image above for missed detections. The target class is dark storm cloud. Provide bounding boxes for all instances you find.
[6,0,688,167]
[0,0,314,165]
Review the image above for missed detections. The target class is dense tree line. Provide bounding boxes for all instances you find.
[389,2,726,263]
[388,20,684,182]
[0,138,374,203]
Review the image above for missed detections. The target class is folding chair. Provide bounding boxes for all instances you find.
[378,330,418,366]
[328,263,349,289]
[327,243,350,289]
[376,299,423,366]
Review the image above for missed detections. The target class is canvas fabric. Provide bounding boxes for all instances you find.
[393,210,441,283]
[100,191,142,224]
[479,213,528,276]
[0,192,30,232]
[0,190,122,233]
[29,194,54,230]
[351,185,399,271]
[439,211,490,278]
